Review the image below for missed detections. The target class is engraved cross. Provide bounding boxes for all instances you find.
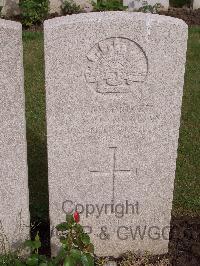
[89,147,131,202]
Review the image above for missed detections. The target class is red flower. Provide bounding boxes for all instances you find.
[73,211,80,223]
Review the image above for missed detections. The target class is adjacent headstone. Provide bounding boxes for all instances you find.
[1,0,20,17]
[44,12,188,257]
[0,19,29,253]
[0,0,4,8]
[123,0,169,10]
[193,0,200,9]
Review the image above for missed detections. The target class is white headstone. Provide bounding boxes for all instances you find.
[193,0,200,9]
[1,0,20,16]
[0,0,4,7]
[0,19,29,253]
[44,12,188,257]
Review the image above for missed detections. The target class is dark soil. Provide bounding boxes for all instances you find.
[168,216,200,266]
[107,215,200,265]
[159,7,200,26]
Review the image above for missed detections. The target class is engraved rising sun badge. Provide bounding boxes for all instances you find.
[85,37,148,94]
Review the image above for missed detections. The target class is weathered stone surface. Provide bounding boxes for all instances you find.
[0,19,29,253]
[1,0,20,17]
[123,0,169,11]
[44,12,188,257]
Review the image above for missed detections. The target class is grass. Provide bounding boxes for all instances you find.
[172,26,200,216]
[0,254,22,265]
[23,32,49,223]
[22,27,200,227]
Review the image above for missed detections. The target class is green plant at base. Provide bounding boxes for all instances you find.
[0,254,24,266]
[0,213,94,265]
[61,0,82,15]
[54,212,94,266]
[24,231,50,265]
[19,0,49,27]
[138,1,162,13]
[92,0,126,11]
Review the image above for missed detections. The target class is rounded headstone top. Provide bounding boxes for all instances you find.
[0,18,22,30]
[44,11,187,29]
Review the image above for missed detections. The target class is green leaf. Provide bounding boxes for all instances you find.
[70,248,82,260]
[59,236,67,244]
[81,253,94,266]
[53,247,66,264]
[66,214,75,224]
[38,254,48,263]
[56,222,68,231]
[35,231,40,241]
[47,262,56,266]
[74,223,84,233]
[81,233,90,245]
[26,254,39,265]
[63,255,76,266]
[24,240,35,249]
[33,239,41,249]
[24,237,41,251]
[15,260,26,266]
